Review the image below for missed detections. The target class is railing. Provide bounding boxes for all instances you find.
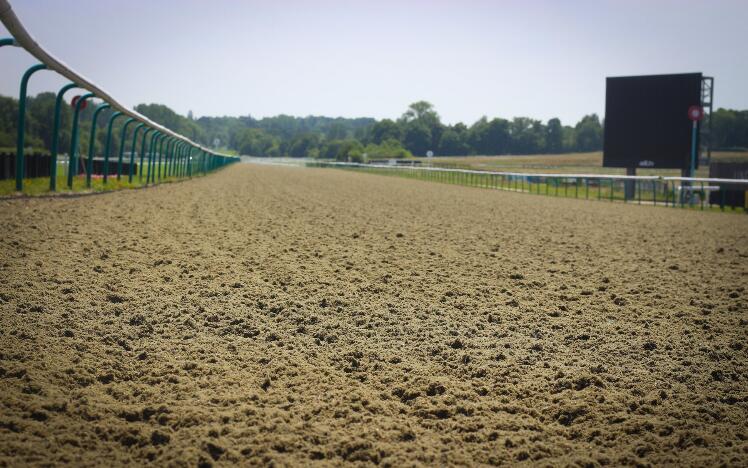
[246,158,748,212]
[0,0,237,193]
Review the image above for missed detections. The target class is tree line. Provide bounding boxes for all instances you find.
[1,93,747,161]
[215,101,606,161]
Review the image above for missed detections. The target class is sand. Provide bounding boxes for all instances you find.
[1,164,747,466]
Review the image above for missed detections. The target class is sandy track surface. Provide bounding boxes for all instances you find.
[1,164,747,466]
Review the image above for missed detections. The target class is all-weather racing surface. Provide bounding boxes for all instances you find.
[1,164,747,466]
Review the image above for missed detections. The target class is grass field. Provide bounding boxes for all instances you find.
[429,151,748,177]
[1,164,746,465]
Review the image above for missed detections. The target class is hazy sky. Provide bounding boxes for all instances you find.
[1,0,746,125]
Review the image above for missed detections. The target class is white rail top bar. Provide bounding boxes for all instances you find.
[0,0,232,157]
[314,161,748,185]
[247,159,748,186]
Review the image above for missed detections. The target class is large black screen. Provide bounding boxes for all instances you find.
[603,73,702,169]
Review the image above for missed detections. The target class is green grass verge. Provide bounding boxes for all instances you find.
[0,162,199,197]
[339,165,747,214]
[429,151,748,178]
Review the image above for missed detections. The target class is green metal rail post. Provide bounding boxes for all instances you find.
[0,37,16,47]
[67,92,95,189]
[183,145,190,177]
[117,118,135,181]
[49,82,79,191]
[155,135,164,182]
[145,131,160,184]
[128,123,145,183]
[152,133,164,182]
[139,128,154,182]
[178,145,185,177]
[151,133,166,183]
[168,141,178,177]
[173,141,183,177]
[187,147,193,177]
[172,143,180,177]
[157,136,169,181]
[157,137,166,181]
[102,111,123,184]
[158,134,169,181]
[86,103,111,188]
[15,63,48,191]
[175,141,182,176]
[164,138,174,178]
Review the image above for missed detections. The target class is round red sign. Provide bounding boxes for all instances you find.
[71,95,88,110]
[687,105,704,121]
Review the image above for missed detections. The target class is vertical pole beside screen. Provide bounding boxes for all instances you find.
[689,120,698,178]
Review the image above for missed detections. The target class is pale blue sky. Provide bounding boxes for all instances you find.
[1,0,746,125]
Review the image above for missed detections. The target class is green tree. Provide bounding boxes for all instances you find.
[438,127,469,156]
[370,119,401,144]
[401,101,442,150]
[288,133,319,158]
[364,138,412,159]
[319,139,345,159]
[402,101,439,124]
[324,139,364,162]
[712,108,748,149]
[326,122,347,140]
[26,92,58,150]
[469,117,510,155]
[235,128,278,156]
[510,117,544,154]
[574,114,603,152]
[403,122,432,156]
[546,118,563,153]
[0,96,19,148]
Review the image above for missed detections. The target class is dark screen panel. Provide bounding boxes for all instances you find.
[603,73,702,169]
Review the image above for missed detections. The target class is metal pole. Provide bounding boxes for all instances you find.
[102,111,123,184]
[15,63,47,191]
[49,82,78,191]
[140,128,154,182]
[155,136,164,181]
[67,92,95,189]
[689,120,698,204]
[173,142,186,177]
[129,123,145,183]
[179,143,186,177]
[178,144,184,177]
[180,145,187,177]
[164,138,174,178]
[149,133,164,184]
[158,137,168,181]
[170,142,179,177]
[117,118,135,181]
[146,131,161,184]
[173,144,180,177]
[86,103,110,188]
[157,136,167,181]
[159,135,169,180]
